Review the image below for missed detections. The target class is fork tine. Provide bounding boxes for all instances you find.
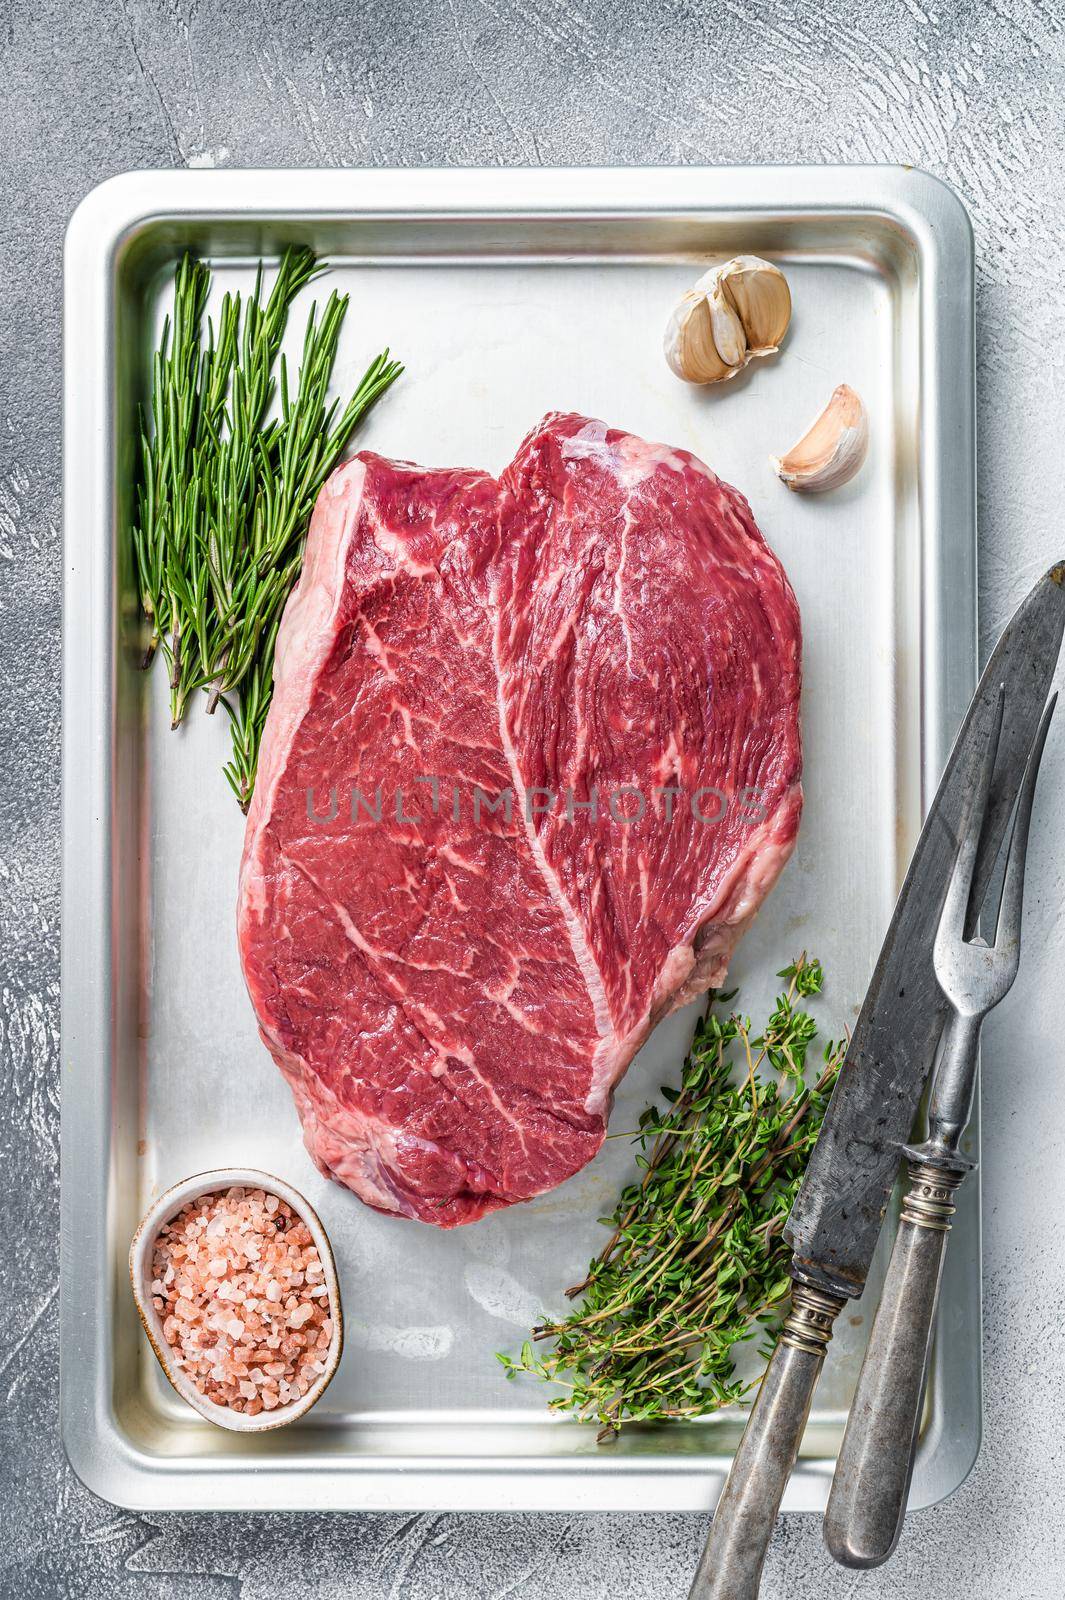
[991,691,1056,951]
[935,684,1005,959]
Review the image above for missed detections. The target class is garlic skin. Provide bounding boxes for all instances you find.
[664,256,791,385]
[772,384,868,493]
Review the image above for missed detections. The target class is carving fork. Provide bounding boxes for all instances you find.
[823,684,1056,1566]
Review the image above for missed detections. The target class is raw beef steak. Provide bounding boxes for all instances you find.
[238,413,802,1226]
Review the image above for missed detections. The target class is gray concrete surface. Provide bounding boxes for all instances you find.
[3,0,1065,1594]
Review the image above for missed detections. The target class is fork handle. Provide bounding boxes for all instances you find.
[823,1156,967,1569]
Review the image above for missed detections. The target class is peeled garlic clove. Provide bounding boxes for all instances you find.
[772,384,868,493]
[665,256,790,385]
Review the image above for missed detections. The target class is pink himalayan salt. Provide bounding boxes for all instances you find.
[151,1187,333,1415]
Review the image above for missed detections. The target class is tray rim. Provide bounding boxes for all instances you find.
[60,163,977,1514]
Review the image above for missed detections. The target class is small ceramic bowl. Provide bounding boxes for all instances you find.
[129,1167,343,1433]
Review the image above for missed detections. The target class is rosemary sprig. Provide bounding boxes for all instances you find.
[131,248,403,808]
[496,955,844,1440]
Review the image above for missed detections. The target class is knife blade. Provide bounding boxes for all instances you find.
[786,560,1065,1299]
[688,561,1065,1600]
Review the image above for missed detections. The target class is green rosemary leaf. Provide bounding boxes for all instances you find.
[499,953,845,1439]
[130,247,403,808]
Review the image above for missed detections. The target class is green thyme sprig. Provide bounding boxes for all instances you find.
[131,247,403,808]
[497,955,844,1440]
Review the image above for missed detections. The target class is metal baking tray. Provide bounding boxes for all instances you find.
[61,166,977,1513]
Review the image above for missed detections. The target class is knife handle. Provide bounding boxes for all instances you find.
[689,1284,844,1600]
[823,1157,967,1569]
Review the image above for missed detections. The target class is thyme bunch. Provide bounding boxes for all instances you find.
[497,955,844,1440]
[131,248,403,808]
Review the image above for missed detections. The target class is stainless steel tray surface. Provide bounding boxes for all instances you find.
[62,165,977,1513]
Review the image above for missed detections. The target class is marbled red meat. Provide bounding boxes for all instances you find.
[238,413,802,1226]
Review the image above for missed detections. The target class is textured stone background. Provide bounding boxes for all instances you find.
[3,0,1064,1594]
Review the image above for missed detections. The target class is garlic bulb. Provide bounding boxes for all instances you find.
[664,256,791,385]
[772,385,868,493]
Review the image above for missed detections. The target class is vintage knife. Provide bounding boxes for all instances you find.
[688,562,1065,1600]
